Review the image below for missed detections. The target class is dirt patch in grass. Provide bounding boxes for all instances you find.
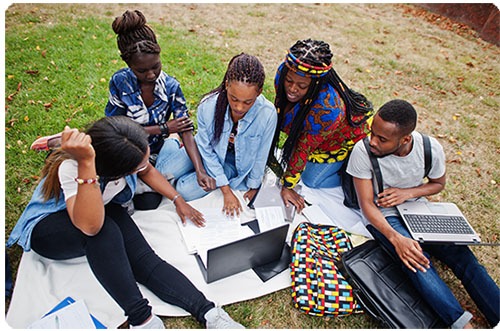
[5,3,499,329]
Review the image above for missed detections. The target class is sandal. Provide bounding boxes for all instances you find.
[30,133,62,151]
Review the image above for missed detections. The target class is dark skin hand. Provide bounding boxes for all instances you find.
[281,187,306,213]
[180,130,216,192]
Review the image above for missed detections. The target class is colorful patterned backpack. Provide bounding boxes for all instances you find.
[290,222,362,316]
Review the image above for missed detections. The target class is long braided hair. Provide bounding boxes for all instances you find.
[269,39,373,178]
[201,53,266,145]
[112,10,161,63]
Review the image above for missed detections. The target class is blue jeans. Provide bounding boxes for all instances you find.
[31,203,214,326]
[368,217,500,328]
[155,138,210,201]
[156,139,240,201]
[301,160,343,188]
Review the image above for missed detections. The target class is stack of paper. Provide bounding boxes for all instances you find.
[178,208,250,255]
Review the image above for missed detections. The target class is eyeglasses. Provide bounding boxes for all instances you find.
[101,162,149,182]
[134,163,149,174]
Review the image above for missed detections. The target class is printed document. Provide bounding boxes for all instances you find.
[178,208,252,255]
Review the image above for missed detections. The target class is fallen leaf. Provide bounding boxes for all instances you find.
[25,70,39,75]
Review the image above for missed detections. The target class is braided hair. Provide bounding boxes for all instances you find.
[269,39,373,177]
[112,10,161,63]
[201,53,266,145]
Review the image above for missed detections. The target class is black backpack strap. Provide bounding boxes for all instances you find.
[421,133,432,178]
[362,137,384,195]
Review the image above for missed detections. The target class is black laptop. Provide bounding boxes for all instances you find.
[195,223,290,283]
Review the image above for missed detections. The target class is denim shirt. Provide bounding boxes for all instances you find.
[194,93,277,191]
[6,175,137,252]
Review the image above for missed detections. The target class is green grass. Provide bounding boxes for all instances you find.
[5,3,500,329]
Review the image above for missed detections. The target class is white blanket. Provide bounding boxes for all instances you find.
[6,186,370,328]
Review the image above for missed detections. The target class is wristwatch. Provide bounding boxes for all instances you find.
[159,122,170,139]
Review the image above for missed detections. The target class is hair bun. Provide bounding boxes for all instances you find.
[112,10,147,35]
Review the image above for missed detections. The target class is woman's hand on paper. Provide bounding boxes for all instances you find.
[175,198,206,227]
[221,185,242,217]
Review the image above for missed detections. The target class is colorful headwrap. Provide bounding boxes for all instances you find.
[284,50,333,78]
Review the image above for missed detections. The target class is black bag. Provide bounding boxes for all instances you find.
[338,240,445,329]
[341,137,376,209]
[342,133,432,209]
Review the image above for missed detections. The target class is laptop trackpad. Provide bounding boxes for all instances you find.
[427,203,448,214]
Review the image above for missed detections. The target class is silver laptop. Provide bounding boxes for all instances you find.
[396,201,481,245]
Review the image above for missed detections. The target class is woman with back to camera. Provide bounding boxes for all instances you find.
[7,116,244,329]
[268,38,374,213]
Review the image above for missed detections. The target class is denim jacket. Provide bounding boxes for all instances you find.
[195,93,277,191]
[6,175,137,252]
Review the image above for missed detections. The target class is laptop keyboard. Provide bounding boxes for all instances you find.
[404,214,475,234]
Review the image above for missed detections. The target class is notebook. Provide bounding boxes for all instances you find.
[247,180,296,222]
[195,223,290,283]
[396,201,481,245]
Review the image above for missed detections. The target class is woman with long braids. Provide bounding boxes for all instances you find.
[268,39,374,212]
[7,116,245,329]
[161,53,277,216]
[105,10,215,208]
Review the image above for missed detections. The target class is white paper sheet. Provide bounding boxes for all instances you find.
[178,208,243,254]
[28,300,96,329]
[255,206,287,232]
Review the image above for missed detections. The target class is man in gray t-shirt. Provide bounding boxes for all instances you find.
[346,99,499,328]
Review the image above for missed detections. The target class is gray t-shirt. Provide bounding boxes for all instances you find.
[346,132,446,217]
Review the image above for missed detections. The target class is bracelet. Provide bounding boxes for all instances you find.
[172,194,181,204]
[75,176,100,185]
[159,122,170,138]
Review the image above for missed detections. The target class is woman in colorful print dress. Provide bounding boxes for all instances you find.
[268,39,373,212]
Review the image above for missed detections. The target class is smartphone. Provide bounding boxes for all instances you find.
[285,204,296,222]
